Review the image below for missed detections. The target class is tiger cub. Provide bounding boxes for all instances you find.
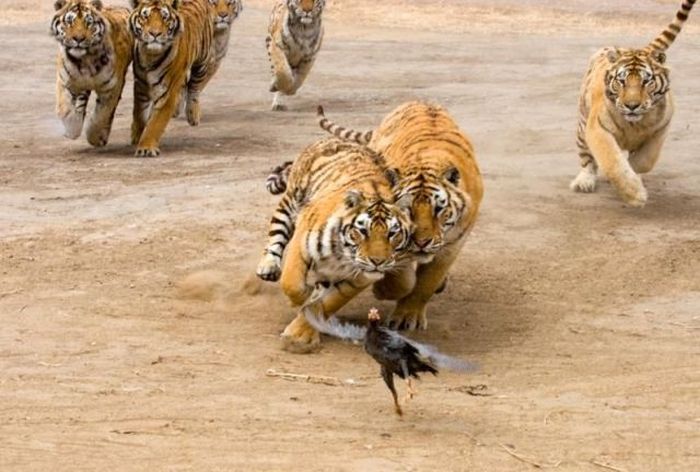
[129,0,214,157]
[570,0,696,206]
[51,0,132,147]
[318,102,484,331]
[266,0,325,111]
[256,138,412,350]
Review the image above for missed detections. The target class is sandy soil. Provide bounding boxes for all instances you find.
[1,1,699,470]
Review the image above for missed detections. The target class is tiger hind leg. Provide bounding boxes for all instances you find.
[271,92,287,112]
[629,128,668,174]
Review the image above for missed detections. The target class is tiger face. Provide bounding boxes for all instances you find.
[605,48,670,123]
[208,0,241,32]
[339,191,411,275]
[51,0,107,59]
[129,0,181,54]
[396,168,467,259]
[287,0,325,25]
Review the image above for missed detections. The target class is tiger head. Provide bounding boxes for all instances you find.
[207,0,242,32]
[337,190,412,275]
[604,48,670,123]
[286,0,325,25]
[129,0,181,54]
[51,0,108,59]
[395,168,469,260]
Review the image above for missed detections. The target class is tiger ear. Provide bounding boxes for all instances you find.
[384,168,401,188]
[344,190,364,209]
[129,0,140,8]
[54,0,67,10]
[443,167,460,185]
[651,50,667,64]
[91,0,103,10]
[171,0,180,9]
[606,48,621,63]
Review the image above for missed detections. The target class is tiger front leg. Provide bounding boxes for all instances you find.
[134,81,183,157]
[586,119,647,207]
[373,263,416,301]
[281,279,370,353]
[629,127,668,175]
[389,243,462,331]
[267,41,294,111]
[131,78,150,146]
[86,84,124,147]
[185,62,218,126]
[57,83,89,140]
[257,195,297,281]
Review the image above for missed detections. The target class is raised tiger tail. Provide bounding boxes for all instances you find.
[647,0,696,52]
[266,160,293,195]
[317,105,373,145]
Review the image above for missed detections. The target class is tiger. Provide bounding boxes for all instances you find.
[256,138,412,351]
[317,102,484,331]
[51,0,133,147]
[129,0,215,157]
[266,0,325,111]
[570,0,696,207]
[173,0,243,119]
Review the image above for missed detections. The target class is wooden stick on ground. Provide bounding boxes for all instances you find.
[590,460,628,472]
[265,368,364,387]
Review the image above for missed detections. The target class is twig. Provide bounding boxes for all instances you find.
[590,460,628,472]
[265,368,364,387]
[499,443,561,469]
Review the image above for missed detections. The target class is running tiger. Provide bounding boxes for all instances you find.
[51,0,132,147]
[266,0,325,111]
[174,0,243,119]
[570,0,696,206]
[256,138,412,350]
[129,0,214,157]
[318,102,484,331]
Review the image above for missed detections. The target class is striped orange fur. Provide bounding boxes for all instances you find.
[571,0,695,206]
[318,102,484,331]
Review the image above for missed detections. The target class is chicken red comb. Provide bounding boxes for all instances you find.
[368,308,381,321]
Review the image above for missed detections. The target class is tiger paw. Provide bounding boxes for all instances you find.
[62,115,84,140]
[186,101,201,126]
[570,168,597,193]
[86,126,109,147]
[616,173,647,208]
[388,304,428,331]
[256,253,281,281]
[280,315,321,354]
[271,103,287,112]
[135,146,160,158]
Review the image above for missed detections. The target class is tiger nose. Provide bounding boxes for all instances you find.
[368,257,384,267]
[74,35,85,43]
[414,238,431,249]
[626,102,641,111]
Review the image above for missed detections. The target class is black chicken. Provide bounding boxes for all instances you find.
[303,305,477,416]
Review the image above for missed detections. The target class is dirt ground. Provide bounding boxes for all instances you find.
[1,0,699,470]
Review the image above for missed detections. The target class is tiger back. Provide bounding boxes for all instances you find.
[51,0,133,147]
[570,0,696,206]
[256,138,412,350]
[318,102,484,331]
[129,0,214,157]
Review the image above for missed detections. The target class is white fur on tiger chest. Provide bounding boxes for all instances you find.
[61,49,116,93]
[281,21,322,67]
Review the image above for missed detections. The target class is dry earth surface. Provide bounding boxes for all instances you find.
[1,0,699,470]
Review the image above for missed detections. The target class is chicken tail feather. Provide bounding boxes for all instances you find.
[302,306,367,342]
